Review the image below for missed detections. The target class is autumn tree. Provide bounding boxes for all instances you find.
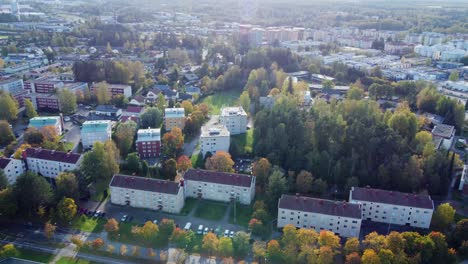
[170,228,190,249]
[55,172,79,201]
[205,151,234,173]
[81,141,119,182]
[252,241,266,262]
[181,100,194,116]
[431,203,455,231]
[92,238,105,250]
[363,232,386,252]
[58,88,77,115]
[346,252,362,264]
[218,237,234,257]
[95,81,111,104]
[252,158,271,190]
[177,155,192,172]
[162,158,177,180]
[318,246,335,264]
[239,91,251,113]
[162,127,184,158]
[132,221,159,243]
[115,120,137,156]
[295,170,313,193]
[24,99,37,119]
[232,231,250,258]
[266,240,283,263]
[104,218,120,233]
[24,127,44,146]
[344,237,360,255]
[202,232,219,256]
[140,107,163,128]
[0,93,18,122]
[0,244,18,258]
[0,120,15,146]
[44,222,56,240]
[56,197,77,223]
[319,230,341,251]
[158,218,176,244]
[362,249,380,264]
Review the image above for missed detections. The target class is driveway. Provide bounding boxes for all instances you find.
[62,121,81,153]
[183,115,219,157]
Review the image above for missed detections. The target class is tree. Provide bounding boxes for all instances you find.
[58,89,77,115]
[345,252,362,264]
[81,141,119,183]
[13,172,53,215]
[347,86,365,100]
[24,99,37,119]
[162,159,177,180]
[266,169,287,211]
[95,81,111,104]
[0,120,15,146]
[453,219,468,245]
[218,237,234,257]
[132,221,159,242]
[318,246,335,264]
[141,107,163,128]
[0,244,18,258]
[378,249,394,264]
[120,245,127,256]
[104,218,120,233]
[115,121,137,156]
[232,231,250,258]
[0,188,17,216]
[181,100,194,116]
[205,151,234,173]
[361,249,380,264]
[125,153,140,174]
[385,231,405,254]
[202,233,219,255]
[156,93,166,111]
[44,222,56,240]
[322,79,335,90]
[449,71,459,82]
[56,172,79,201]
[0,93,18,122]
[344,237,360,255]
[318,230,341,250]
[252,158,271,190]
[162,127,184,158]
[266,240,283,263]
[177,155,192,172]
[431,203,455,231]
[252,241,266,261]
[295,170,313,193]
[239,91,251,113]
[170,228,190,249]
[158,218,175,243]
[57,197,77,223]
[92,238,105,250]
[23,127,44,146]
[363,232,386,252]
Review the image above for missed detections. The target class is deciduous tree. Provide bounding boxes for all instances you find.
[58,89,77,115]
[56,197,77,223]
[115,121,137,156]
[431,203,455,231]
[0,93,18,122]
[202,233,219,256]
[232,231,250,258]
[104,218,119,233]
[56,172,79,201]
[205,151,234,173]
[95,81,111,104]
[141,107,163,128]
[0,120,15,146]
[24,99,37,119]
[14,172,53,215]
[44,222,56,240]
[162,127,184,158]
[218,237,233,257]
[177,155,192,172]
[361,249,380,264]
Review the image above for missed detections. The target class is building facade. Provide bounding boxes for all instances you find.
[24,80,64,93]
[0,78,27,106]
[183,169,255,205]
[349,187,434,229]
[24,93,61,111]
[219,107,248,135]
[199,124,230,156]
[29,116,63,135]
[136,128,161,158]
[91,83,132,98]
[0,157,25,184]
[278,194,362,238]
[109,174,185,214]
[164,108,186,131]
[23,148,82,179]
[81,120,112,148]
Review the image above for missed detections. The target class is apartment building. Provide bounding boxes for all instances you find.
[0,157,25,184]
[199,124,230,157]
[109,174,185,214]
[349,187,434,229]
[24,79,64,93]
[29,116,63,135]
[183,169,255,205]
[91,83,132,98]
[164,108,185,131]
[278,194,362,238]
[0,78,28,106]
[23,148,82,179]
[81,120,112,148]
[24,93,61,111]
[136,128,161,158]
[219,106,248,135]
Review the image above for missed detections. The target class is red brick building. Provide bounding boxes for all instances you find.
[136,128,161,158]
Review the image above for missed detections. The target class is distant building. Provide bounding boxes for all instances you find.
[183,169,256,204]
[95,105,122,118]
[219,106,248,135]
[278,194,362,238]
[431,124,455,150]
[29,116,63,135]
[90,83,132,98]
[200,124,230,156]
[164,108,185,131]
[24,79,64,94]
[136,128,161,158]
[0,78,27,106]
[81,120,112,148]
[349,187,434,229]
[458,165,468,194]
[23,148,82,179]
[185,86,201,96]
[109,174,184,214]
[0,157,25,184]
[24,93,60,111]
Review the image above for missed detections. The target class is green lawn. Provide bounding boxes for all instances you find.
[200,90,242,115]
[16,248,55,263]
[228,202,253,228]
[193,200,228,221]
[57,257,99,264]
[90,180,110,202]
[180,198,198,215]
[230,128,254,158]
[71,215,106,233]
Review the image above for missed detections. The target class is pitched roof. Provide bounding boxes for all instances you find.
[350,187,434,210]
[110,174,180,195]
[95,105,120,113]
[184,169,254,188]
[125,106,144,113]
[431,124,455,139]
[0,157,12,169]
[24,148,81,164]
[279,194,362,219]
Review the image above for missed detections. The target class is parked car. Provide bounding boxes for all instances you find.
[197,225,204,235]
[64,116,71,122]
[93,210,101,218]
[203,227,209,235]
[184,222,192,231]
[229,231,235,238]
[224,229,229,237]
[153,220,159,225]
[121,215,128,222]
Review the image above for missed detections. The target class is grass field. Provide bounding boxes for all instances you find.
[71,215,106,233]
[16,248,55,263]
[90,180,109,202]
[230,128,254,157]
[57,257,99,264]
[194,200,228,221]
[228,202,253,228]
[180,198,198,215]
[200,90,242,115]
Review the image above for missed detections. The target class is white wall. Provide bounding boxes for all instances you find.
[184,180,254,205]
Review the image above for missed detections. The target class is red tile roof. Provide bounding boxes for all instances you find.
[24,148,82,164]
[0,157,11,169]
[110,174,180,195]
[184,169,254,187]
[350,187,434,210]
[279,194,362,219]
[125,106,144,113]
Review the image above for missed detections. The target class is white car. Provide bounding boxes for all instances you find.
[224,229,229,237]
[197,225,204,234]
[64,116,71,122]
[203,227,209,235]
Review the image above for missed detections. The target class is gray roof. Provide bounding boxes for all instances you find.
[431,124,455,139]
[350,187,434,210]
[184,169,254,188]
[110,174,180,195]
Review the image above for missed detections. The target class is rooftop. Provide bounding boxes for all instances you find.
[24,148,81,164]
[110,174,180,195]
[201,124,230,137]
[29,116,60,127]
[279,194,362,219]
[184,169,254,188]
[0,78,22,85]
[125,106,144,113]
[350,187,434,210]
[0,157,12,169]
[95,105,120,113]
[82,120,111,133]
[165,108,185,118]
[431,124,455,139]
[221,106,247,117]
[137,128,161,142]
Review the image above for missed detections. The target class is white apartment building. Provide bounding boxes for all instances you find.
[0,157,25,184]
[81,120,112,148]
[278,194,362,238]
[109,174,185,214]
[23,148,82,179]
[219,107,248,135]
[29,116,63,136]
[164,108,186,131]
[349,187,434,229]
[183,169,256,205]
[199,124,230,157]
[459,165,468,192]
